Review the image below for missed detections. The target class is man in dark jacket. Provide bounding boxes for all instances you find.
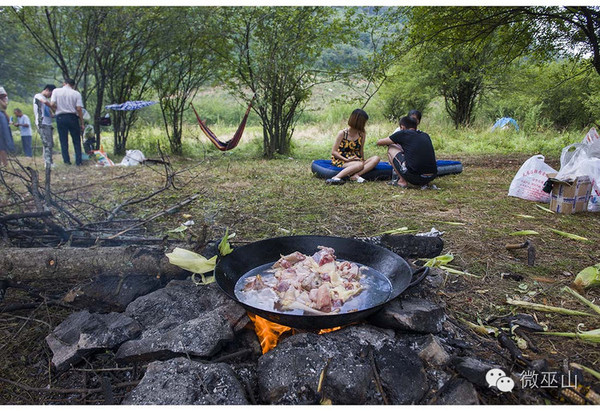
[377,116,437,188]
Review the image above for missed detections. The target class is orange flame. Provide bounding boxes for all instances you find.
[248,313,343,354]
[248,313,291,354]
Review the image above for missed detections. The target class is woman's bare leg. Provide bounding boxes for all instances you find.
[333,161,364,179]
[353,156,380,178]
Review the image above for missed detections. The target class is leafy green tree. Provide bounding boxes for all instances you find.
[97,8,163,155]
[0,8,52,96]
[11,6,99,104]
[481,58,600,130]
[406,7,600,76]
[378,50,436,122]
[218,7,352,158]
[151,8,220,155]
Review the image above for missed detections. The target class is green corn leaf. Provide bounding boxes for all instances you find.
[430,220,466,226]
[375,227,418,235]
[549,229,588,241]
[562,287,600,314]
[423,254,454,267]
[167,224,188,233]
[192,272,216,286]
[570,363,600,381]
[573,264,600,289]
[539,329,600,344]
[510,230,539,236]
[440,266,481,278]
[218,228,234,256]
[535,204,555,214]
[506,298,594,316]
[516,214,536,219]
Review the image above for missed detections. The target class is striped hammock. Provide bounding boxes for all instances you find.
[190,98,254,151]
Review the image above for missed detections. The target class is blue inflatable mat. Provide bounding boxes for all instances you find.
[311,159,462,180]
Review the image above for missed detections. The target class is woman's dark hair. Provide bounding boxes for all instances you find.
[348,109,369,132]
[408,109,422,124]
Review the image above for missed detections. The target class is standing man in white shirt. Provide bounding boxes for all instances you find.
[12,108,33,157]
[51,78,85,165]
[34,84,56,167]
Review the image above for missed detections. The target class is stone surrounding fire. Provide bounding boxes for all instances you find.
[44,265,525,405]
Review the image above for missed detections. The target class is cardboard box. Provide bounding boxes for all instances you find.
[547,173,592,214]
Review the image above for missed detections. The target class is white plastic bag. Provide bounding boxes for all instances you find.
[508,155,557,203]
[584,127,600,145]
[119,149,146,166]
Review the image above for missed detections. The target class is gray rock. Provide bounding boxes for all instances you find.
[63,274,163,313]
[417,335,450,366]
[45,310,142,372]
[452,357,501,388]
[115,280,247,363]
[116,315,234,362]
[368,297,446,334]
[436,378,480,405]
[375,341,429,404]
[424,267,446,288]
[379,234,444,258]
[122,357,248,405]
[258,325,426,405]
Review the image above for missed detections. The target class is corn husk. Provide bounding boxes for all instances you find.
[540,328,600,344]
[440,266,481,278]
[562,286,600,315]
[535,204,555,214]
[375,227,418,235]
[422,254,480,278]
[515,214,536,219]
[506,298,595,316]
[429,220,466,226]
[218,229,235,256]
[510,230,539,236]
[167,224,189,233]
[166,247,217,273]
[423,254,454,267]
[573,264,600,289]
[549,229,589,242]
[459,318,498,336]
[570,362,600,381]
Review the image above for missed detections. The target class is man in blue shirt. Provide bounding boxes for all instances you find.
[377,116,437,188]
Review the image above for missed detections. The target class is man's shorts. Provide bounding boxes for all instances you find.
[392,152,437,186]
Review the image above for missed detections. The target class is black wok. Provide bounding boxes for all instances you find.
[214,235,429,329]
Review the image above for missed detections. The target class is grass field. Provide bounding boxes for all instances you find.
[2,86,600,402]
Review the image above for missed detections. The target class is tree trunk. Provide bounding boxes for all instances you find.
[0,246,186,281]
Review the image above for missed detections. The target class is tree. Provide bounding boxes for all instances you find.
[377,50,436,122]
[0,8,53,96]
[151,8,220,155]
[100,8,163,155]
[11,6,99,104]
[406,7,600,77]
[219,7,351,158]
[400,7,531,127]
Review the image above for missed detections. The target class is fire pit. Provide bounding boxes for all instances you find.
[214,235,429,329]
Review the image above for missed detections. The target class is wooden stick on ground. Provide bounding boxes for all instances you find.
[107,193,202,239]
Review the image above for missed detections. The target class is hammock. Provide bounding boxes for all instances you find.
[190,97,254,151]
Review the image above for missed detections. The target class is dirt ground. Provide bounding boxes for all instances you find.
[1,153,599,404]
